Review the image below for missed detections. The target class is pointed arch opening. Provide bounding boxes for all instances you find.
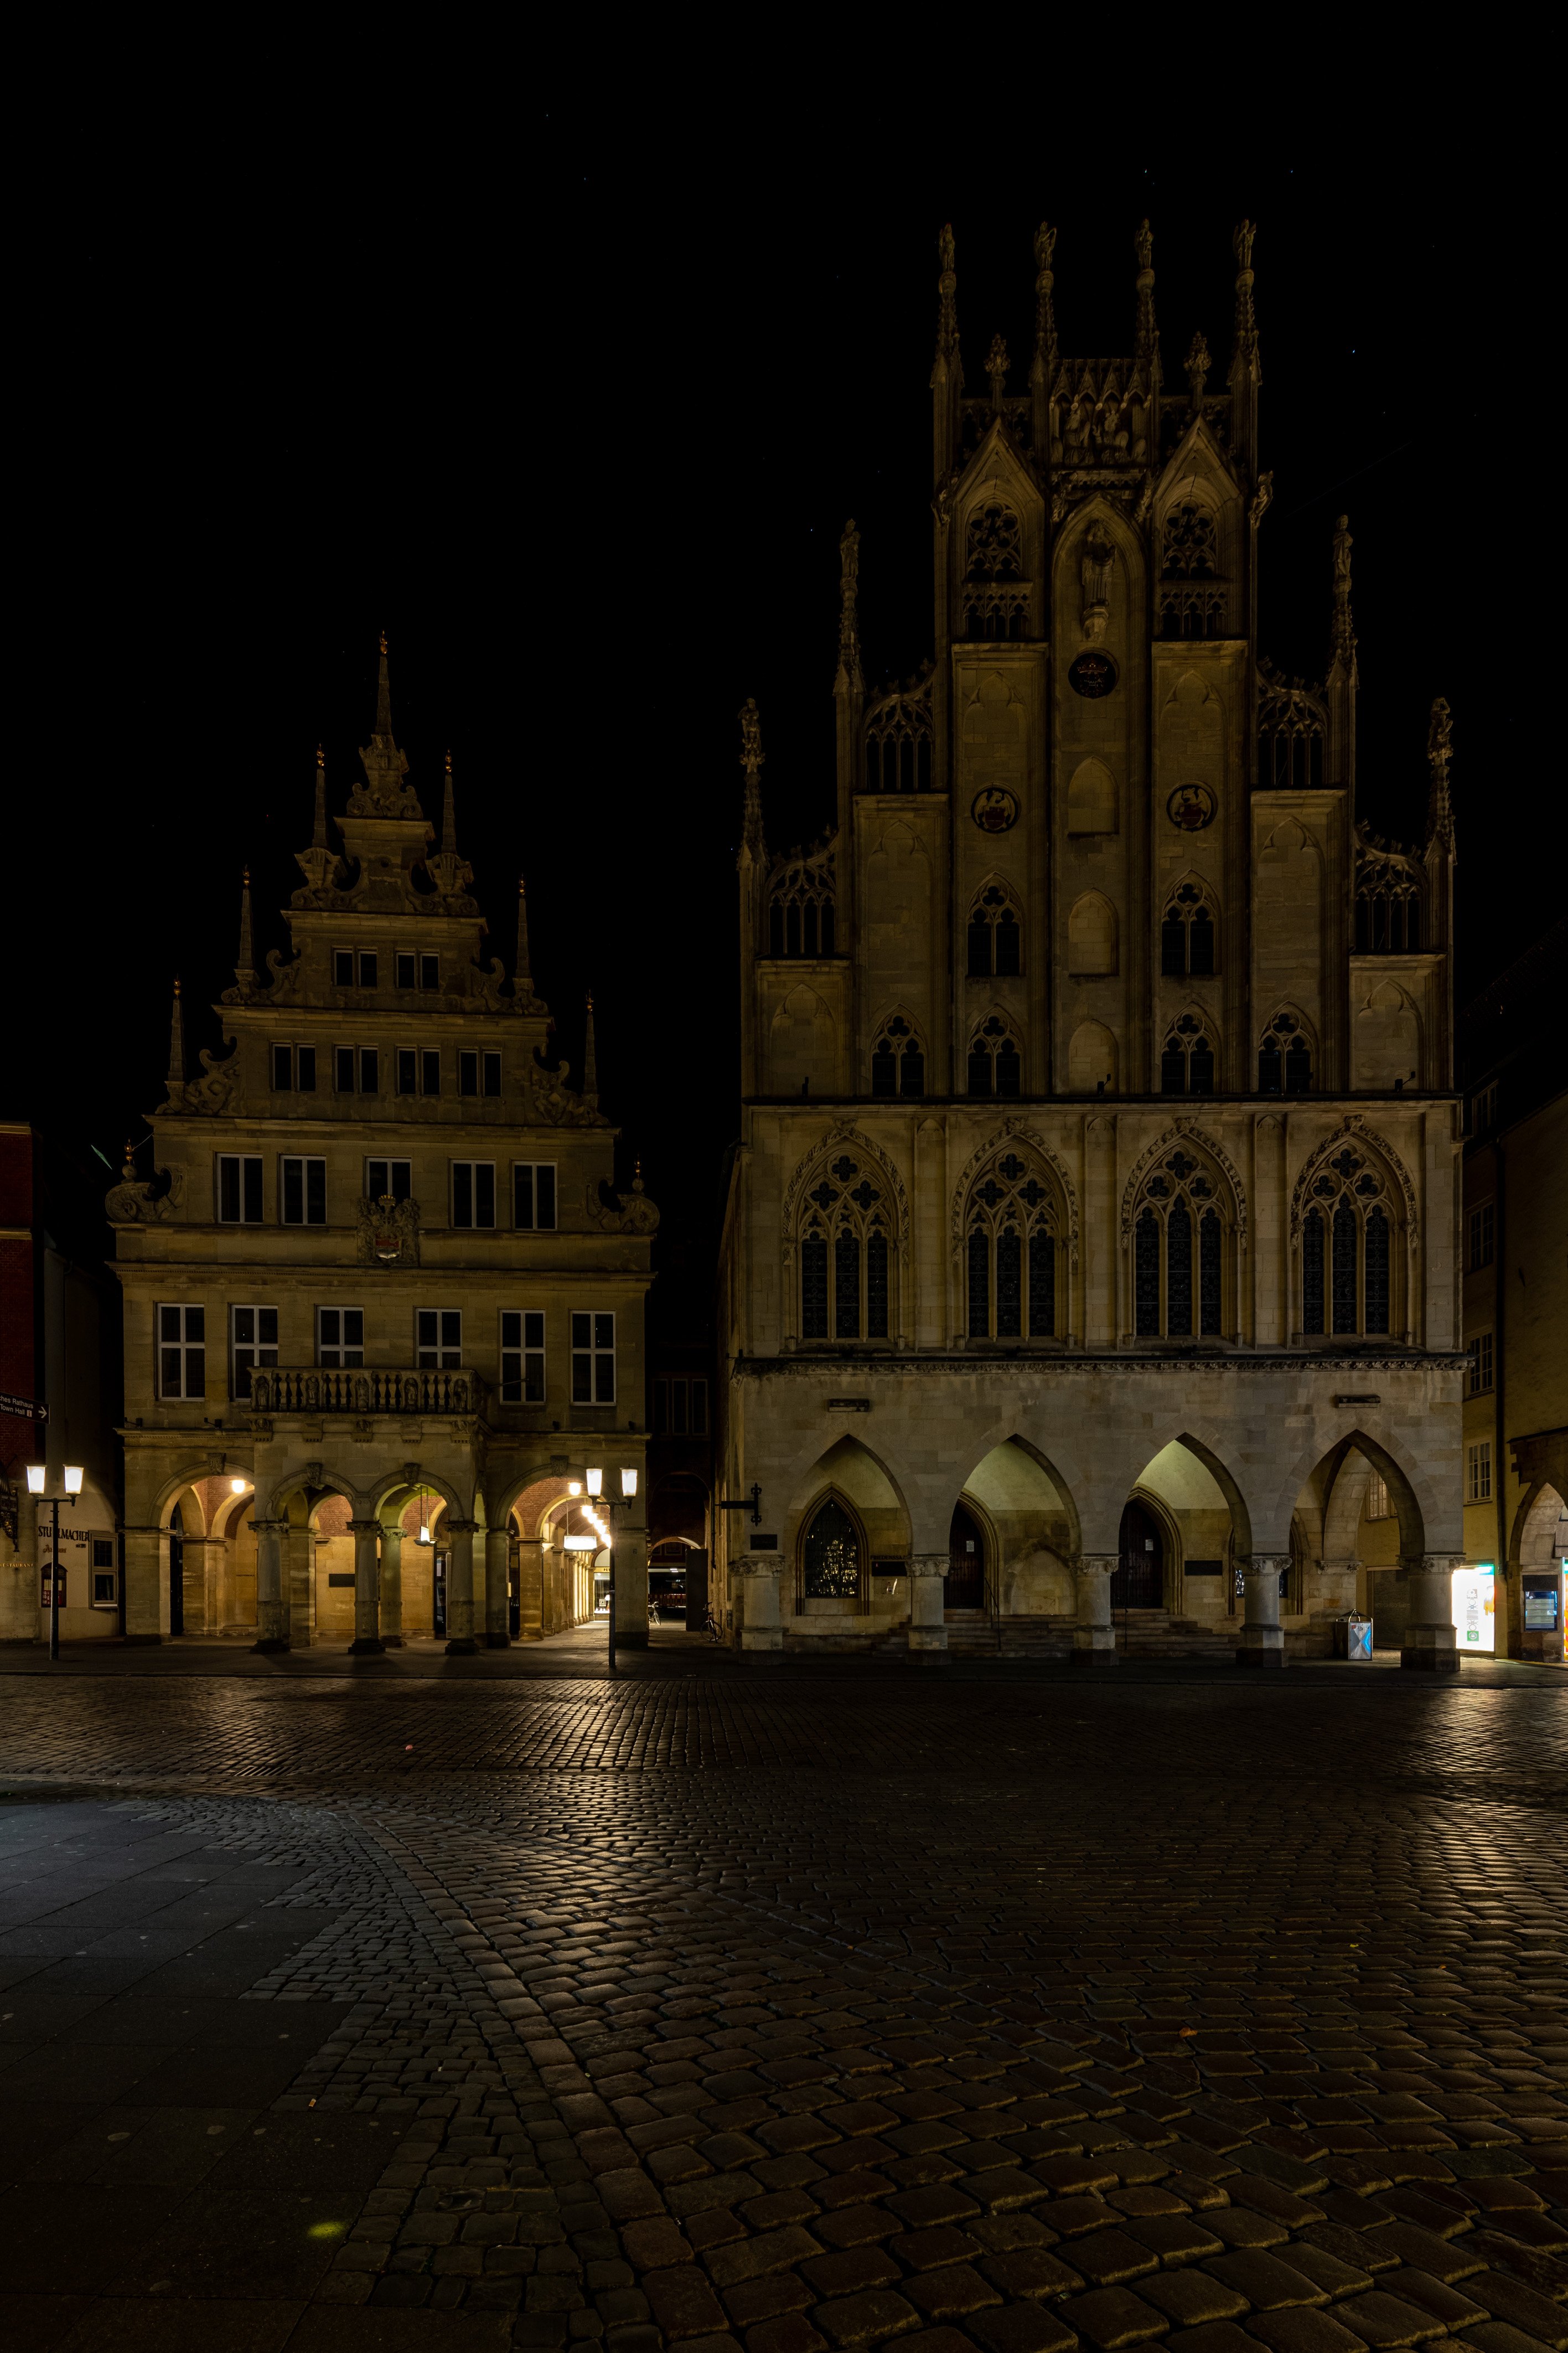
[966,881,1023,979]
[1293,1132,1411,1340]
[1130,1142,1236,1340]
[1068,891,1117,976]
[788,1137,904,1347]
[958,1438,1076,1619]
[959,1145,1066,1342]
[869,1011,926,1099]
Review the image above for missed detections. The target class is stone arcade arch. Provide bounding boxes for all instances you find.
[784,1436,911,1645]
[955,1438,1077,1626]
[1512,1480,1567,1661]
[1119,1437,1245,1633]
[1280,1428,1434,1660]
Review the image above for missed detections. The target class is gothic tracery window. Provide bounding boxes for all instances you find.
[1257,678,1326,790]
[967,885,1022,978]
[967,1015,1022,1098]
[1160,884,1216,978]
[768,852,836,957]
[798,1153,894,1344]
[1300,1146,1395,1338]
[1354,852,1424,953]
[1160,1015,1215,1095]
[1257,1014,1313,1095]
[964,1153,1058,1341]
[870,1016,924,1099]
[1158,504,1225,637]
[1133,1150,1228,1340]
[962,503,1028,639]
[863,679,934,793]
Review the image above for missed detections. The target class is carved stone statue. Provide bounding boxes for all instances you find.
[1080,523,1115,643]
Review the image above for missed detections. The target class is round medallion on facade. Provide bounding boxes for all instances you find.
[1068,650,1118,698]
[971,787,1019,834]
[1167,783,1217,832]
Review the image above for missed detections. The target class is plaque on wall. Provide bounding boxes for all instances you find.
[1166,783,1217,832]
[971,787,1019,834]
[1068,651,1118,699]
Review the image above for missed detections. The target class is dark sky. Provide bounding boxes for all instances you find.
[13,117,1556,1328]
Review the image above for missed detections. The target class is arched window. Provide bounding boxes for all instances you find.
[964,1152,1059,1341]
[768,853,835,957]
[797,1150,896,1344]
[1299,1144,1398,1338]
[863,679,934,793]
[1161,884,1217,977]
[1257,678,1326,790]
[1160,1015,1215,1095]
[962,503,1028,639]
[870,1015,924,1098]
[1354,852,1424,953]
[1257,1014,1313,1095]
[802,1497,861,1599]
[1132,1149,1230,1339]
[966,886,1022,978]
[967,1016,1022,1098]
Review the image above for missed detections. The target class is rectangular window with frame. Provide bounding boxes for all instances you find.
[365,1158,412,1202]
[272,1043,293,1090]
[359,1046,380,1095]
[333,948,354,987]
[359,951,378,989]
[513,1162,557,1230]
[1468,1332,1494,1396]
[396,951,417,990]
[417,1308,462,1369]
[571,1310,615,1405]
[215,1154,263,1224]
[1469,1202,1495,1271]
[1466,1441,1493,1503]
[296,1044,316,1091]
[230,1305,278,1400]
[421,1048,441,1095]
[335,1045,355,1093]
[451,1162,496,1229]
[158,1303,205,1399]
[396,1048,418,1096]
[420,952,440,990]
[459,1050,479,1098]
[500,1310,545,1403]
[280,1155,327,1226]
[483,1051,501,1097]
[318,1307,364,1367]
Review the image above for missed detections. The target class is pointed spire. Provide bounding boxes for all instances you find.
[739,697,765,860]
[1030,223,1058,452]
[312,745,328,848]
[1427,698,1456,853]
[374,629,394,740]
[167,978,185,1086]
[835,521,862,697]
[935,221,959,360]
[235,867,255,990]
[986,335,1008,416]
[1232,220,1259,365]
[930,223,963,487]
[441,751,458,854]
[582,992,598,1106]
[1134,219,1158,374]
[1331,514,1355,665]
[515,875,532,988]
[351,633,416,818]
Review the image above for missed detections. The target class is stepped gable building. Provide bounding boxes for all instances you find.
[110,643,655,1651]
[718,221,1466,1668]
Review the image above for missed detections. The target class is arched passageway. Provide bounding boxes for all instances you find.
[1113,1500,1164,1609]
[946,1502,986,1610]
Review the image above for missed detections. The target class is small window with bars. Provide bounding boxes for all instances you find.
[451,1162,496,1228]
[157,1303,205,1399]
[280,1157,327,1226]
[417,1308,462,1369]
[318,1307,364,1367]
[500,1310,545,1403]
[230,1305,278,1399]
[366,1158,412,1202]
[215,1154,263,1224]
[571,1312,616,1404]
[513,1163,558,1230]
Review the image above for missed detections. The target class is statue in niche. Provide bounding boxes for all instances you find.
[1080,524,1115,643]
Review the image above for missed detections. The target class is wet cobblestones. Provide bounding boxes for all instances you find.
[1,1660,1565,2350]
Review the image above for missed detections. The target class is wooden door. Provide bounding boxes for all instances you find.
[1112,1501,1165,1609]
[946,1503,986,1609]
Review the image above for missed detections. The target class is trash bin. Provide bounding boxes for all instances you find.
[1332,1613,1373,1660]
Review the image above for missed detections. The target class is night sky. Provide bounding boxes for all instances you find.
[12,125,1555,1325]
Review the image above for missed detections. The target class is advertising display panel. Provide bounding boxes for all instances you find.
[1451,1563,1495,1653]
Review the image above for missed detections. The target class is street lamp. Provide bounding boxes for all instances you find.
[27,1463,85,1663]
[585,1466,638,1675]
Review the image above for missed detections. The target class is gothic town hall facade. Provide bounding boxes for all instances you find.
[717,224,1465,1668]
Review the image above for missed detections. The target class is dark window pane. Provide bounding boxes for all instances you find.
[219,1158,240,1222]
[801,1239,829,1338]
[871,1047,896,1097]
[996,1228,1022,1337]
[306,1160,326,1224]
[821,901,835,954]
[396,952,416,989]
[359,1048,379,1095]
[1160,915,1186,977]
[1364,1207,1390,1334]
[995,912,1021,975]
[967,1047,991,1097]
[1189,1038,1214,1093]
[901,1046,924,1097]
[1161,1044,1186,1094]
[537,1165,556,1229]
[283,1159,303,1225]
[453,1164,473,1227]
[867,1233,889,1339]
[769,902,784,956]
[475,1164,495,1228]
[803,901,818,957]
[185,1349,205,1398]
[334,949,353,985]
[242,1159,263,1222]
[1189,907,1214,975]
[420,954,440,990]
[691,1379,708,1434]
[803,1498,860,1599]
[422,1049,441,1095]
[1200,1209,1222,1335]
[1332,1198,1358,1334]
[1285,1039,1312,1094]
[272,1045,292,1090]
[390,1160,411,1203]
[785,902,800,958]
[570,1311,589,1351]
[459,1051,478,1097]
[1027,1228,1054,1337]
[397,1049,417,1095]
[1167,1200,1193,1336]
[967,915,991,977]
[967,1228,990,1338]
[1259,1044,1282,1094]
[1135,1209,1160,1336]
[996,1043,1021,1097]
[297,1046,316,1092]
[336,1046,355,1093]
[359,952,378,989]
[483,1052,502,1097]
[514,1165,534,1229]
[834,1231,860,1339]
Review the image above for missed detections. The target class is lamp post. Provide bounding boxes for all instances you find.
[585,1466,639,1675]
[27,1463,84,1663]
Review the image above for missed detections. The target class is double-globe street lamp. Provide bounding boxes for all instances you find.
[25,1462,84,1663]
[561,1467,639,1673]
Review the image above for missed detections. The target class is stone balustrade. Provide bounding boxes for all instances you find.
[249,1366,485,1416]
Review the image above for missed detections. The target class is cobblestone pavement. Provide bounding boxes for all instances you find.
[1,1661,1565,2353]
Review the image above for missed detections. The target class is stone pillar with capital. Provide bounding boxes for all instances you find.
[1401,1553,1461,1672]
[380,1525,403,1647]
[348,1518,384,1654]
[1237,1554,1288,1667]
[445,1519,478,1654]
[515,1537,544,1640]
[908,1554,949,1659]
[252,1517,288,1650]
[123,1524,167,1643]
[736,1549,783,1654]
[484,1527,511,1647]
[615,1511,649,1651]
[1073,1554,1119,1665]
[287,1523,314,1648]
